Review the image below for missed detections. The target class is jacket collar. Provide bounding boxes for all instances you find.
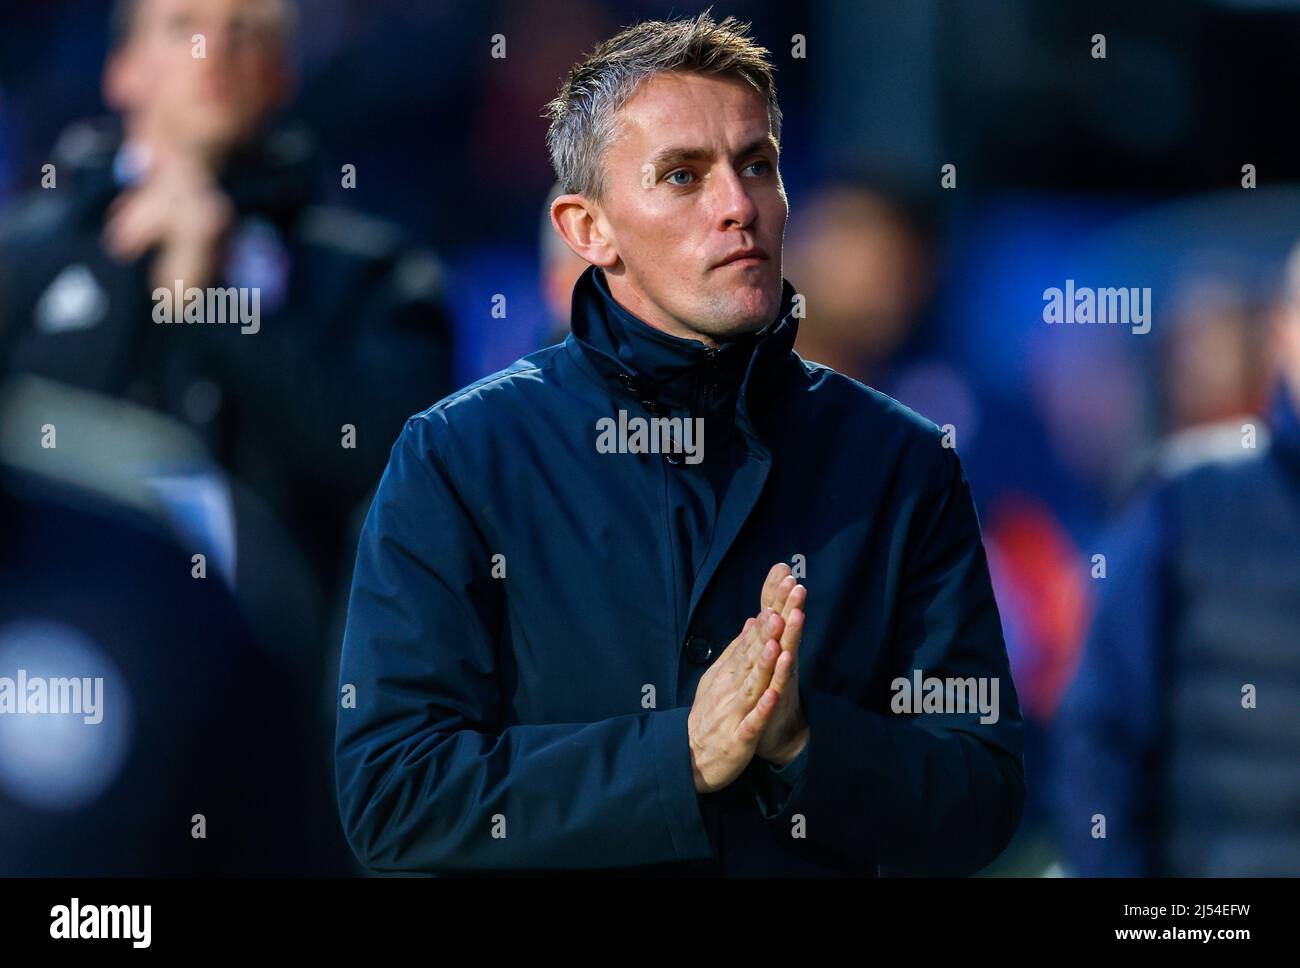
[563,264,800,424]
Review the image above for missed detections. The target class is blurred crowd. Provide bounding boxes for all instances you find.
[1,0,1298,875]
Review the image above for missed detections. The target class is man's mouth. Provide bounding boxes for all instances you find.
[713,247,768,269]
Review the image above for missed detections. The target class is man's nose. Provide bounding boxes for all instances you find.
[711,167,759,230]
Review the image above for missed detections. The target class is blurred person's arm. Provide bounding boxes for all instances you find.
[743,442,1027,876]
[334,412,714,873]
[1053,492,1166,876]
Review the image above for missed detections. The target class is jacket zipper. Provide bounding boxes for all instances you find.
[700,346,718,413]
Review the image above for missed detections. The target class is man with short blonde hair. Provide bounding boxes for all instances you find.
[338,11,1024,876]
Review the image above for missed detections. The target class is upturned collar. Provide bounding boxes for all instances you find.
[564,265,800,426]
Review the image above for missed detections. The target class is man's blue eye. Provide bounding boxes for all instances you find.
[666,170,693,186]
[744,160,771,176]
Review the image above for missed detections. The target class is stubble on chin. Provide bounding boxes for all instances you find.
[716,279,783,333]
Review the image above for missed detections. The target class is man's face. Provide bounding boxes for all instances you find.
[106,0,292,157]
[594,71,788,344]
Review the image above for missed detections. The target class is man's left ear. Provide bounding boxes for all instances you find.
[551,194,619,269]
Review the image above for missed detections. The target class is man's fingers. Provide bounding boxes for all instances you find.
[772,574,798,617]
[724,611,764,674]
[759,562,791,610]
[743,608,782,666]
[737,687,779,740]
[739,638,778,700]
[721,581,797,681]
[715,616,755,672]
[786,582,806,616]
[739,609,769,665]
[779,604,804,655]
[718,605,780,679]
[768,647,796,697]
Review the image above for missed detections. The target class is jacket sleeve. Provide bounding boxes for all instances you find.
[749,743,810,818]
[334,414,715,873]
[1052,491,1165,876]
[752,439,1026,875]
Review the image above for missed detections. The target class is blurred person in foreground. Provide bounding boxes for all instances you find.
[0,0,454,875]
[0,375,333,873]
[0,0,454,597]
[0,462,322,874]
[1054,246,1300,875]
[337,12,1023,876]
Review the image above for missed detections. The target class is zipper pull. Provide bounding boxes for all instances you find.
[702,346,719,411]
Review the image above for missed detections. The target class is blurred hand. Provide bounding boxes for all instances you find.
[103,147,234,293]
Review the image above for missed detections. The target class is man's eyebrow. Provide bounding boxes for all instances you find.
[647,135,779,170]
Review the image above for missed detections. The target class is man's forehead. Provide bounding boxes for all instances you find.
[615,72,773,154]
